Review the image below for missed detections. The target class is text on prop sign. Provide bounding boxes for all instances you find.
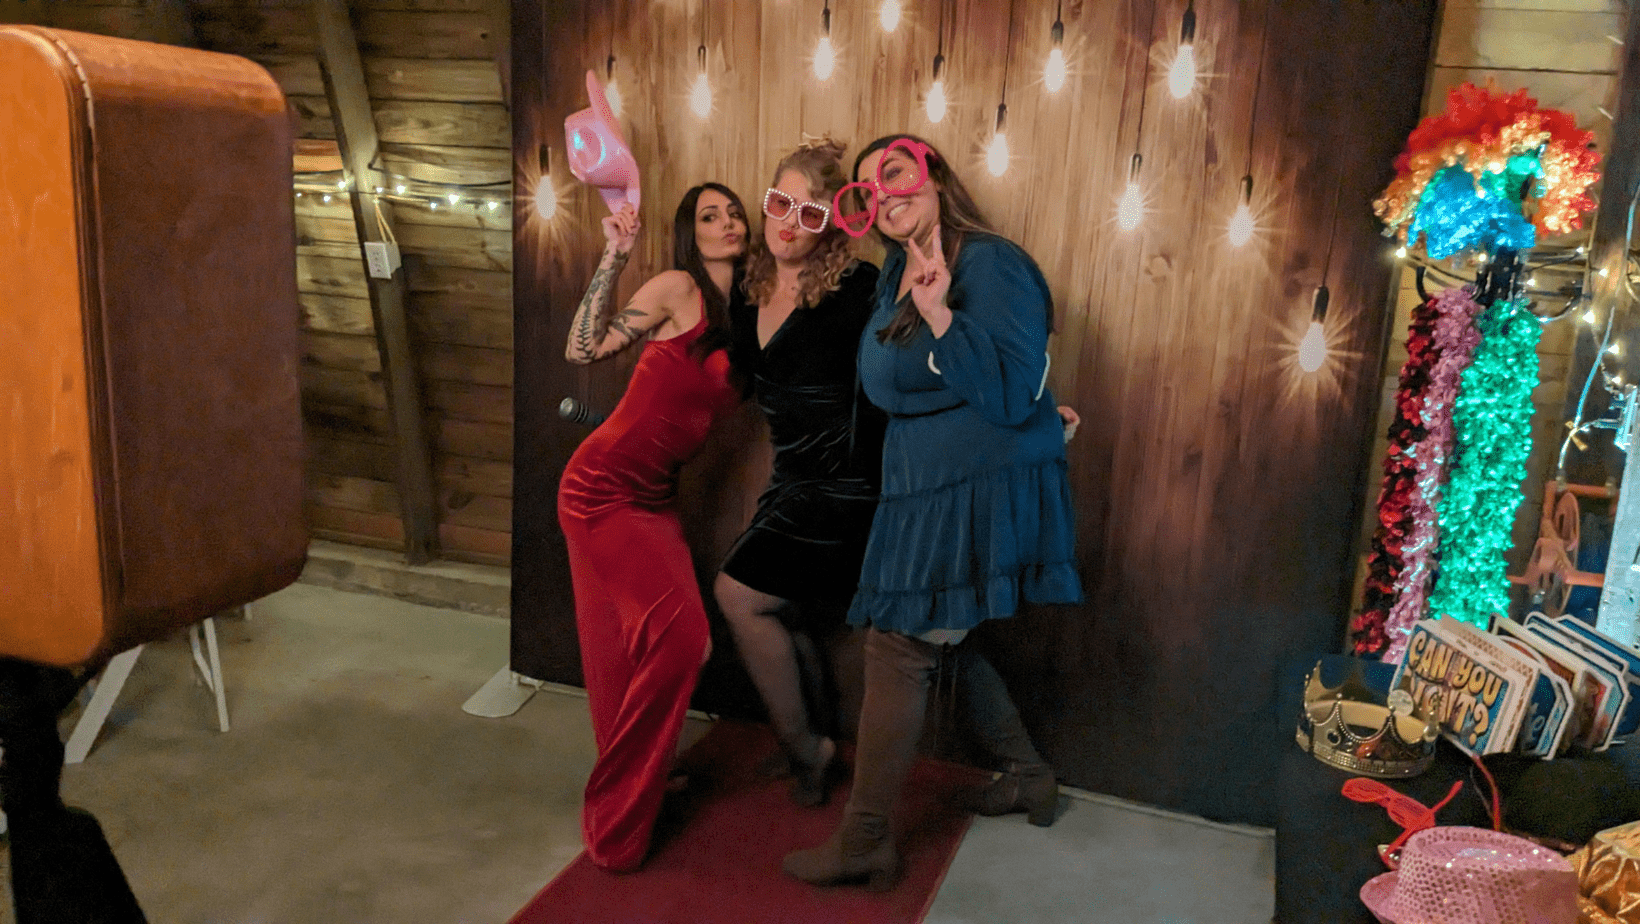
[1403,632,1505,747]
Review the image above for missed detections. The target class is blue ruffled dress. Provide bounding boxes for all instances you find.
[847,234,1083,635]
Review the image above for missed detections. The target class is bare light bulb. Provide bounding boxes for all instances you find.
[395,183,407,194]
[1045,47,1066,92]
[534,180,558,220]
[814,35,836,80]
[1228,203,1254,247]
[926,78,947,123]
[1584,310,1598,324]
[983,104,1010,177]
[1169,2,1198,100]
[1608,342,1622,357]
[1298,285,1330,374]
[605,78,623,119]
[1298,321,1327,372]
[1227,176,1254,247]
[1117,154,1144,231]
[1117,181,1143,231]
[880,0,901,33]
[688,70,712,118]
[1167,43,1195,99]
[1395,245,1408,259]
[986,131,1009,177]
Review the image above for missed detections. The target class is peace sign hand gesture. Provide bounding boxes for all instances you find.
[906,224,953,337]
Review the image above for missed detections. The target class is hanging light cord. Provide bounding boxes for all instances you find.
[1320,176,1345,288]
[1127,0,1164,155]
[1243,0,1272,178]
[1000,0,1017,105]
[937,0,946,60]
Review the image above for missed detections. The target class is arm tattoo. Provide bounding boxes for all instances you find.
[566,248,635,362]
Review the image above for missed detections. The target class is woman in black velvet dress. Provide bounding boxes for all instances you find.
[714,140,880,807]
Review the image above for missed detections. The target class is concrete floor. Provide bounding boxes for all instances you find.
[3,578,1273,923]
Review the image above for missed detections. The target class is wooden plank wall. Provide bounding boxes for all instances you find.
[0,0,515,566]
[1352,0,1627,611]
[512,0,1439,825]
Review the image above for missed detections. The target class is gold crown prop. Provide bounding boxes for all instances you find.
[1296,661,1439,779]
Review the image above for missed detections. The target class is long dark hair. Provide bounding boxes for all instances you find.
[851,134,998,345]
[672,182,747,361]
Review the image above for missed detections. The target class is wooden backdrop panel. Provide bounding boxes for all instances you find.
[512,0,1437,825]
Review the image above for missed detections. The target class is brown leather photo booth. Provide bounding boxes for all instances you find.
[0,26,307,669]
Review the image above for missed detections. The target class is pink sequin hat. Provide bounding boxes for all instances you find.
[1360,827,1578,924]
[564,70,640,214]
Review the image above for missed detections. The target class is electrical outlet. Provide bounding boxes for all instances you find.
[363,241,400,279]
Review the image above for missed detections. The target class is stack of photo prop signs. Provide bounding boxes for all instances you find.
[1390,614,1640,758]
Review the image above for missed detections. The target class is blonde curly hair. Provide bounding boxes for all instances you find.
[743,137,857,309]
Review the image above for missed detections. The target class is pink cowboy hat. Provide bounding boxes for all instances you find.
[564,70,640,214]
[1360,826,1578,924]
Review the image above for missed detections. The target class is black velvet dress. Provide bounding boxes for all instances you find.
[721,261,884,605]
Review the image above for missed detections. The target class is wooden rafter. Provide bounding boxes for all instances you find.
[312,0,439,564]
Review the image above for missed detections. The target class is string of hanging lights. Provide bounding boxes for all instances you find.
[293,166,511,214]
[612,0,1613,386]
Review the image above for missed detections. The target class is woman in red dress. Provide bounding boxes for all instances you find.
[556,184,748,871]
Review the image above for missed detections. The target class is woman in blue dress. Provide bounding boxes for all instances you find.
[784,134,1083,890]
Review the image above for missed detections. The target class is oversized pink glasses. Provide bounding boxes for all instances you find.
[832,139,933,238]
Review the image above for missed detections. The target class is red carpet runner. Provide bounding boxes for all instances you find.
[509,719,987,924]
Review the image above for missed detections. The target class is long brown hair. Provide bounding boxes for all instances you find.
[850,134,996,344]
[672,182,747,361]
[742,138,856,309]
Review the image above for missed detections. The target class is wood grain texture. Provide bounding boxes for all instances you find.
[207,0,513,562]
[510,0,1440,824]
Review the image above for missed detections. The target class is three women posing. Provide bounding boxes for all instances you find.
[558,136,1081,882]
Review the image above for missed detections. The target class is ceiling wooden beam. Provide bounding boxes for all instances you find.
[312,0,439,564]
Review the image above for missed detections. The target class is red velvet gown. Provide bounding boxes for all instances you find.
[555,304,739,871]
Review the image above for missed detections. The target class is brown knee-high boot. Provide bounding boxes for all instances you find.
[782,629,939,891]
[953,644,1059,826]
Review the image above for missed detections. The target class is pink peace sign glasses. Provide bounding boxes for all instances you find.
[832,139,934,238]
